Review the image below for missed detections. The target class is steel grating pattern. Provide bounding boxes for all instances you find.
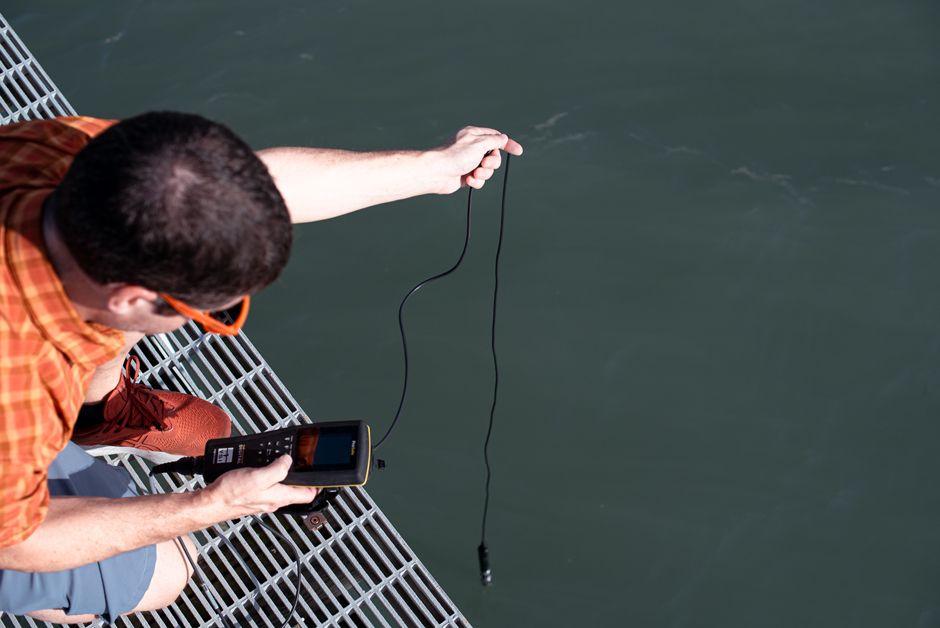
[0,14,470,628]
[0,15,75,123]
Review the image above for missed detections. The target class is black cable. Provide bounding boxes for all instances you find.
[178,537,238,628]
[252,515,304,628]
[146,468,302,628]
[181,515,303,628]
[173,514,302,628]
[367,151,513,586]
[144,472,238,628]
[373,187,475,451]
[478,154,510,585]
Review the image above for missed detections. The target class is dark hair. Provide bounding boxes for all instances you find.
[54,111,292,309]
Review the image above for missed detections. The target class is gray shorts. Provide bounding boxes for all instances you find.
[0,442,157,623]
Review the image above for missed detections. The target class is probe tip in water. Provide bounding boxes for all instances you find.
[477,543,492,586]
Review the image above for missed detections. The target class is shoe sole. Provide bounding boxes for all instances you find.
[80,444,185,465]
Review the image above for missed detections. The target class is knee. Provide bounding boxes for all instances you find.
[130,537,196,613]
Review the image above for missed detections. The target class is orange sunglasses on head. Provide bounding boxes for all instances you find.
[158,293,250,336]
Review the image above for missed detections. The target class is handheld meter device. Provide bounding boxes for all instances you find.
[151,420,372,489]
[204,420,370,486]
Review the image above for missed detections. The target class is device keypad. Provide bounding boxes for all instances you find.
[258,434,295,464]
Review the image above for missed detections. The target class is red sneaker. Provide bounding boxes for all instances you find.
[72,356,232,464]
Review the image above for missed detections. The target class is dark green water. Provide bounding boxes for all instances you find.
[8,1,940,625]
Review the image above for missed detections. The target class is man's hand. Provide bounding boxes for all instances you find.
[431,126,524,194]
[203,455,320,520]
[259,127,523,224]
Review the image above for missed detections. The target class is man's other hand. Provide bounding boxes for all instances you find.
[204,455,320,519]
[433,126,524,194]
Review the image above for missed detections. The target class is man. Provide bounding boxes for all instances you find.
[0,112,522,623]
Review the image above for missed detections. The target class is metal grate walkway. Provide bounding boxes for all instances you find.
[0,13,470,628]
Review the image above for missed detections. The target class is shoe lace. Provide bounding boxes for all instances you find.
[106,356,168,433]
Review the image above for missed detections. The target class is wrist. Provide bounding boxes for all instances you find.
[190,483,230,526]
[418,148,455,195]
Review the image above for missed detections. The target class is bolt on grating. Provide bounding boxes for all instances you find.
[0,14,471,628]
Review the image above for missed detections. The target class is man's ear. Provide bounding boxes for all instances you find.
[105,284,160,315]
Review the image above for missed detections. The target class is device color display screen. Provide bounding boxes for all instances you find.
[294,427,356,471]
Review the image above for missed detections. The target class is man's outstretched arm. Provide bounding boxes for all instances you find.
[257,126,523,224]
[0,456,317,573]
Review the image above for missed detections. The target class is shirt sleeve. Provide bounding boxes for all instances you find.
[0,117,118,197]
[0,315,62,550]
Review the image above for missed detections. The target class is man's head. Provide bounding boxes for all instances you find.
[54,111,292,318]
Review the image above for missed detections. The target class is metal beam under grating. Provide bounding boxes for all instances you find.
[0,13,470,628]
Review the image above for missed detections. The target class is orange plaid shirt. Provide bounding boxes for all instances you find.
[0,117,126,550]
